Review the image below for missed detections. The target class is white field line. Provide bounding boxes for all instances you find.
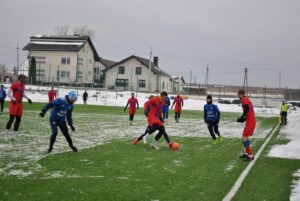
[222,123,280,201]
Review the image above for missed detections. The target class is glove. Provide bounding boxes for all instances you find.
[70,125,75,132]
[28,99,32,104]
[237,116,246,123]
[39,111,45,118]
[144,111,149,117]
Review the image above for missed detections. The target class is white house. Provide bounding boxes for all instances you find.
[23,35,101,86]
[103,55,174,93]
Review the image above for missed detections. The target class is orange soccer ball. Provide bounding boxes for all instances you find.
[171,142,180,150]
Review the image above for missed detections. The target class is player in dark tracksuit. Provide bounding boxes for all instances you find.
[0,85,6,114]
[39,91,78,153]
[162,96,170,122]
[204,95,223,143]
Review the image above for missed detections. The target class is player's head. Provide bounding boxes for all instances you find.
[148,95,154,100]
[160,91,168,101]
[131,93,135,98]
[0,85,4,89]
[67,91,77,104]
[177,93,180,97]
[282,101,285,104]
[18,74,28,83]
[206,95,212,104]
[237,89,246,99]
[51,86,54,90]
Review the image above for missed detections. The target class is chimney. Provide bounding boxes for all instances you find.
[153,56,159,66]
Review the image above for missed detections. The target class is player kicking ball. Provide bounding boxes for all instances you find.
[204,95,223,144]
[39,91,78,153]
[237,89,256,162]
[133,92,176,150]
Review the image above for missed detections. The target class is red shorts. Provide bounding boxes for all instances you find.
[243,120,256,137]
[9,102,23,116]
[129,109,136,115]
[147,117,163,127]
[175,108,182,113]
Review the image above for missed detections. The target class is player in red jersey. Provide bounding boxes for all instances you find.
[4,74,32,137]
[141,91,174,149]
[48,87,56,103]
[124,93,139,125]
[237,89,256,161]
[171,93,184,123]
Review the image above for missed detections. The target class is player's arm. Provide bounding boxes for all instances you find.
[216,106,220,123]
[3,90,6,99]
[171,100,175,108]
[204,106,208,124]
[124,101,129,112]
[67,108,75,132]
[136,100,139,109]
[181,98,184,107]
[40,99,60,117]
[237,104,249,123]
[6,87,16,103]
[23,93,32,104]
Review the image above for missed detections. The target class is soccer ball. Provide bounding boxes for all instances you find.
[171,142,180,150]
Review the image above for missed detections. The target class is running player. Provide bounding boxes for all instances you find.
[162,95,170,123]
[39,91,78,153]
[171,93,184,123]
[48,87,56,103]
[237,89,256,161]
[124,93,139,125]
[4,74,32,137]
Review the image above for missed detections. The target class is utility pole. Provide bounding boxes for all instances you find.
[189,70,192,95]
[278,70,282,98]
[205,64,209,94]
[148,47,152,92]
[243,68,249,96]
[16,42,19,76]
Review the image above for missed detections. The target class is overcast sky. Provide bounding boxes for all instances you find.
[1,0,300,88]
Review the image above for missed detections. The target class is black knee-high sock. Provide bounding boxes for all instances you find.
[163,112,166,119]
[49,133,57,151]
[6,115,15,130]
[166,112,168,119]
[129,114,134,121]
[175,113,178,120]
[14,116,22,131]
[178,112,181,119]
[138,125,151,141]
[59,123,74,147]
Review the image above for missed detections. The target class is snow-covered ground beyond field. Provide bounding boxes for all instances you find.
[268,109,300,201]
[2,84,280,116]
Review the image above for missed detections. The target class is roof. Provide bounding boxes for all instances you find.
[103,55,171,77]
[99,58,117,68]
[23,35,101,61]
[171,76,186,83]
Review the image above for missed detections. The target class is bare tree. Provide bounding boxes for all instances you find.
[0,64,8,75]
[73,25,95,38]
[53,25,70,36]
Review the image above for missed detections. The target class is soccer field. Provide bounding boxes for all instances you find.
[0,103,299,201]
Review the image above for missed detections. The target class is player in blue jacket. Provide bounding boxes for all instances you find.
[204,95,223,143]
[162,96,170,122]
[39,91,78,153]
[0,85,6,114]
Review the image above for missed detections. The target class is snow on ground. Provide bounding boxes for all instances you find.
[267,109,300,201]
[2,84,280,116]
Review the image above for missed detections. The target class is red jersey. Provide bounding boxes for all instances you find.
[10,81,25,103]
[48,90,56,102]
[144,96,165,126]
[241,96,255,122]
[174,96,183,112]
[127,97,138,114]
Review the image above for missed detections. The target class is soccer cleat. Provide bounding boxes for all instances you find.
[142,135,148,144]
[48,147,53,154]
[12,131,18,138]
[70,145,78,152]
[132,137,139,145]
[239,152,248,159]
[246,155,254,162]
[218,136,224,141]
[150,141,160,149]
[212,140,217,145]
[129,121,133,126]
[176,119,179,123]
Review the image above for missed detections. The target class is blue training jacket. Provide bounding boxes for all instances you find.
[42,95,74,126]
[162,97,170,113]
[204,103,220,123]
[0,89,6,100]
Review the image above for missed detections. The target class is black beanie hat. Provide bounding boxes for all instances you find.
[207,95,212,100]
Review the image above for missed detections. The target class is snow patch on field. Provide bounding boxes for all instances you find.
[291,170,300,201]
[268,109,300,160]
[225,160,237,172]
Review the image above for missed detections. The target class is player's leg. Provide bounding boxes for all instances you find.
[58,122,77,152]
[48,121,58,153]
[133,125,151,144]
[12,115,22,137]
[0,99,4,113]
[213,123,221,137]
[6,115,15,130]
[178,112,181,120]
[163,112,166,120]
[240,122,255,161]
[207,123,217,141]
[151,124,171,149]
[129,114,134,125]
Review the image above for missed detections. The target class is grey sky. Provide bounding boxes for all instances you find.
[1,0,300,88]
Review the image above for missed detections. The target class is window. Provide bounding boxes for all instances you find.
[116,79,128,87]
[60,71,70,78]
[118,66,125,74]
[136,67,142,75]
[138,80,146,88]
[61,57,70,64]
